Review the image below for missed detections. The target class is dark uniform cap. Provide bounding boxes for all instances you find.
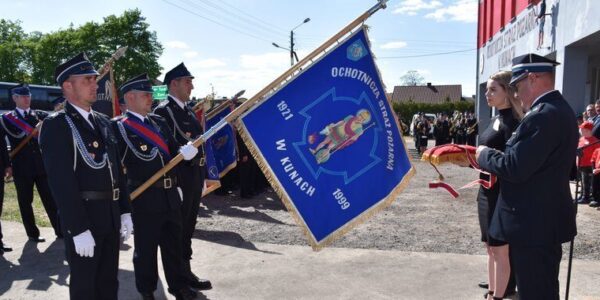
[51,96,65,106]
[163,62,194,87]
[54,52,100,85]
[510,53,560,86]
[10,84,31,96]
[120,73,153,95]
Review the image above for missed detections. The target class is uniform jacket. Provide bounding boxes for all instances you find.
[153,96,204,161]
[0,109,48,177]
[477,91,577,246]
[112,112,182,213]
[39,102,130,238]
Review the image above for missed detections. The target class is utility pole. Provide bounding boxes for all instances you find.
[273,17,310,67]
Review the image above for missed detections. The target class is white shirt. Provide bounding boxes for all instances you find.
[127,110,148,123]
[16,107,31,118]
[168,94,186,110]
[69,102,96,129]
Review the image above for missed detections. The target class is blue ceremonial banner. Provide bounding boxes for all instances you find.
[238,27,414,250]
[202,139,221,197]
[206,103,238,177]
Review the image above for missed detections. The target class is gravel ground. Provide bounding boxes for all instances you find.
[197,139,600,260]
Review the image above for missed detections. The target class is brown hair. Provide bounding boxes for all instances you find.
[489,70,524,120]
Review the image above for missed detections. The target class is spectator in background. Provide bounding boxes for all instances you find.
[586,104,597,123]
[433,113,450,146]
[594,100,600,124]
[576,121,599,205]
[590,146,600,208]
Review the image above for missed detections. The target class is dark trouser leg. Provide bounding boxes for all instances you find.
[95,232,120,300]
[580,167,593,200]
[238,161,254,198]
[160,209,186,291]
[511,243,562,300]
[66,231,120,300]
[0,180,4,245]
[34,175,61,236]
[132,211,160,293]
[13,175,39,238]
[179,165,204,262]
[593,174,600,200]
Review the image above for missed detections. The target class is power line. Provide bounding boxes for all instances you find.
[190,0,288,39]
[378,48,476,59]
[198,0,289,35]
[161,0,275,44]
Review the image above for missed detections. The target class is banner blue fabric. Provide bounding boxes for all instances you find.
[206,104,238,177]
[239,27,414,249]
[202,135,221,197]
[93,72,115,117]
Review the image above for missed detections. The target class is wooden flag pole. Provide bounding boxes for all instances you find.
[9,127,39,159]
[129,0,389,201]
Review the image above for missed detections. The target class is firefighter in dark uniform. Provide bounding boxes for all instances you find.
[0,127,12,254]
[0,84,61,242]
[476,54,577,300]
[113,74,198,300]
[39,52,133,299]
[153,63,212,290]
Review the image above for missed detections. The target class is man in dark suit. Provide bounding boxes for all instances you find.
[113,74,198,300]
[0,126,12,254]
[0,84,61,242]
[476,54,577,300]
[39,52,133,299]
[154,63,211,291]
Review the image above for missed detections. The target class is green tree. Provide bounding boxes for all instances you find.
[0,19,29,82]
[20,9,163,86]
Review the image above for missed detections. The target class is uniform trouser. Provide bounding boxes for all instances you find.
[14,174,60,237]
[0,180,4,245]
[178,164,205,262]
[65,230,120,300]
[238,160,256,198]
[511,243,562,300]
[579,166,593,200]
[132,208,186,293]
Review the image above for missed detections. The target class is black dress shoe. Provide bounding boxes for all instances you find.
[28,237,45,243]
[139,292,155,300]
[170,287,197,300]
[188,277,212,290]
[478,281,489,289]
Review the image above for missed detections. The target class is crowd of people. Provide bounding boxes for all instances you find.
[0,54,214,299]
[412,110,478,155]
[575,101,600,209]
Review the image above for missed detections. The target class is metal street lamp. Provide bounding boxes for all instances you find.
[272,18,311,66]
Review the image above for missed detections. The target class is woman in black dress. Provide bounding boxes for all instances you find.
[479,71,522,300]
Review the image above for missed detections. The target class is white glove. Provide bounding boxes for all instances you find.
[179,142,198,161]
[120,213,134,241]
[177,187,184,202]
[73,230,95,258]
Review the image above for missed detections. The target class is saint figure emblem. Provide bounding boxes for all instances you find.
[308,109,373,164]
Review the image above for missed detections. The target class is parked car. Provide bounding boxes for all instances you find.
[409,113,436,137]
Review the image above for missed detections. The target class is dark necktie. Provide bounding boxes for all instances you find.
[88,114,97,129]
[143,118,151,126]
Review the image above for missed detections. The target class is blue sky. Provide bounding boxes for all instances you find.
[1,0,477,99]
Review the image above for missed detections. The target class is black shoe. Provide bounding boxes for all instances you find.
[577,197,591,204]
[188,277,212,290]
[478,281,489,289]
[28,237,45,243]
[170,287,197,300]
[139,292,155,300]
[589,200,600,207]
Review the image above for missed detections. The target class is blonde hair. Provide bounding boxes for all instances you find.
[489,70,524,120]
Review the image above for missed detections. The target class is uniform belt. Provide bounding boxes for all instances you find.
[128,177,177,189]
[186,156,206,167]
[81,189,120,201]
